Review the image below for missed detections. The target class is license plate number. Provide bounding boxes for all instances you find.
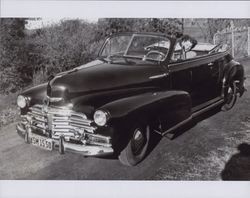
[31,135,53,151]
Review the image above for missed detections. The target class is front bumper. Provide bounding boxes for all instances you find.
[16,123,114,156]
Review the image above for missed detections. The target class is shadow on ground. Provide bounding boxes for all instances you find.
[221,143,250,180]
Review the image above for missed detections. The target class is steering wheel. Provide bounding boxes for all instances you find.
[144,50,165,61]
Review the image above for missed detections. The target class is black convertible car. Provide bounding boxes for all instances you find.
[16,32,245,166]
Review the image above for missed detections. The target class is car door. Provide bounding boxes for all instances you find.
[191,55,223,107]
[191,61,213,107]
[167,40,223,110]
[206,58,223,98]
[169,63,192,94]
[153,62,192,132]
[168,40,199,108]
[169,57,220,109]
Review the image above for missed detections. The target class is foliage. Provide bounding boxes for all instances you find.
[0,18,183,90]
[97,18,182,37]
[206,19,232,42]
[5,18,242,93]
[0,18,30,93]
[189,19,250,42]
[32,20,100,76]
[0,93,19,128]
[0,107,19,128]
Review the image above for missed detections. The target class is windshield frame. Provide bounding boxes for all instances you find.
[98,32,174,63]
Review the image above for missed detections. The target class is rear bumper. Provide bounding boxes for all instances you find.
[16,123,114,157]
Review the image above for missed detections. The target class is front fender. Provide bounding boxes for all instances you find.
[98,90,191,152]
[100,90,192,128]
[21,83,48,104]
[19,83,48,114]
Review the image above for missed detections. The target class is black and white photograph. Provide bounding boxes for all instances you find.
[1,16,249,180]
[0,0,250,197]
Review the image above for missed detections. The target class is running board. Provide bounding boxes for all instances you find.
[191,97,223,113]
[192,99,224,118]
[162,99,224,139]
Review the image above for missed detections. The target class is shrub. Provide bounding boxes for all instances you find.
[0,18,184,93]
[0,107,19,128]
[0,18,31,94]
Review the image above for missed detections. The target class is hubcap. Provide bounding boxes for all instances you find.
[227,87,233,102]
[226,84,236,104]
[131,128,146,156]
[222,82,237,111]
[134,129,143,140]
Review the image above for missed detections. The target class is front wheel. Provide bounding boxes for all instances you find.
[222,81,238,111]
[118,122,150,166]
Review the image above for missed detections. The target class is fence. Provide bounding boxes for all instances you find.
[213,27,250,59]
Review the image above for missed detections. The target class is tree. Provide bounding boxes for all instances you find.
[0,18,184,92]
[0,18,29,93]
[31,19,99,78]
[96,18,183,37]
[190,19,234,42]
[207,19,232,42]
[30,18,183,84]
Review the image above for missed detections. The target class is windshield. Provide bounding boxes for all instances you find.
[100,34,171,62]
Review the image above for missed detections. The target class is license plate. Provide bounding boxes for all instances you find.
[31,134,53,151]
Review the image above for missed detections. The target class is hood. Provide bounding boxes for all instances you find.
[47,59,164,106]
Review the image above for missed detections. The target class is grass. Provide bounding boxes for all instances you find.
[0,93,19,128]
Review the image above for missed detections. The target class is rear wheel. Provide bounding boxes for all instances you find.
[118,122,150,166]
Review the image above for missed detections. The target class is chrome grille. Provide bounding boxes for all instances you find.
[28,104,96,140]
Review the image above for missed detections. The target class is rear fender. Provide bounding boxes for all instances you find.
[223,59,245,96]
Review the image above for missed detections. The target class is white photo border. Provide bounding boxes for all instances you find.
[1,1,250,198]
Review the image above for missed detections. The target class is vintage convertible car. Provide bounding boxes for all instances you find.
[16,32,245,166]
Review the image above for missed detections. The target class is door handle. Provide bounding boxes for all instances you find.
[208,62,214,70]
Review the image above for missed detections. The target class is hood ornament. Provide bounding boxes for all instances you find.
[44,96,63,106]
[48,97,63,103]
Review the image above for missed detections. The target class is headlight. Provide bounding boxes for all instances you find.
[93,110,109,126]
[17,95,29,108]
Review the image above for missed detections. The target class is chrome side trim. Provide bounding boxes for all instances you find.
[168,51,227,72]
[149,73,168,79]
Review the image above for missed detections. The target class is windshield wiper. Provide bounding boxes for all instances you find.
[107,54,125,59]
[97,55,120,63]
